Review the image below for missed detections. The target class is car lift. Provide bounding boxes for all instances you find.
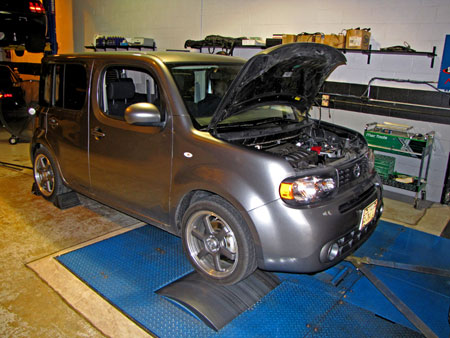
[345,255,450,338]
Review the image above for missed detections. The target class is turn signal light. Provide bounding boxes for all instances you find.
[279,182,294,200]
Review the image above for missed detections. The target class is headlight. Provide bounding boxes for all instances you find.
[280,173,337,204]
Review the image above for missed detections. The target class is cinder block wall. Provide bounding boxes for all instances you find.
[71,0,450,202]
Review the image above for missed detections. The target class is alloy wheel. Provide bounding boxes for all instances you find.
[185,210,238,278]
[34,153,55,197]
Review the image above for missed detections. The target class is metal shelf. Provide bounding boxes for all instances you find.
[85,44,156,52]
[339,45,437,68]
[365,123,434,208]
[189,42,437,67]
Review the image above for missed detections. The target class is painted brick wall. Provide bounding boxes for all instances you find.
[71,0,450,202]
[72,0,450,89]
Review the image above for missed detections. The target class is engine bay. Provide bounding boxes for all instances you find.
[217,120,367,170]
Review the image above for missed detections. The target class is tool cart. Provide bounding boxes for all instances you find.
[364,122,434,208]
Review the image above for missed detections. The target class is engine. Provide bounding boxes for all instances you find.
[223,121,366,170]
[264,123,355,169]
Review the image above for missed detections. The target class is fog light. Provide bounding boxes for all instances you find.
[328,243,340,260]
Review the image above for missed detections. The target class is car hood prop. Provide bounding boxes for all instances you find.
[208,43,346,131]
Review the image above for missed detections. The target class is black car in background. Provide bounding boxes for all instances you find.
[0,0,47,56]
[0,65,29,144]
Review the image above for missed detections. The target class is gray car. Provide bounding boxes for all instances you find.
[31,43,383,285]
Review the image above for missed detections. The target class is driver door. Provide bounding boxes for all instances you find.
[88,61,172,225]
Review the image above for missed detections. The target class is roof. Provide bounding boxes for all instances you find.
[44,51,247,65]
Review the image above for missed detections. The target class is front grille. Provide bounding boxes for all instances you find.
[337,156,369,188]
[339,185,376,214]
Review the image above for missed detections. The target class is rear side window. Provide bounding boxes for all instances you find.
[40,63,87,110]
[54,64,87,110]
[39,63,52,106]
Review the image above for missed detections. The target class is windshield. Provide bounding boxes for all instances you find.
[169,64,242,126]
[219,104,305,126]
[214,104,306,128]
[169,63,307,129]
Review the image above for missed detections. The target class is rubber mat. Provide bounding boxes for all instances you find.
[56,222,439,337]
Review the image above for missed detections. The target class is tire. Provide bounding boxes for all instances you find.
[25,35,45,53]
[181,196,257,285]
[14,49,24,57]
[33,147,67,202]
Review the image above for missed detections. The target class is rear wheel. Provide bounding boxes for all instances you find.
[33,147,67,202]
[182,196,256,285]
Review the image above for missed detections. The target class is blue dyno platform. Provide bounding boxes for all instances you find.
[57,221,450,337]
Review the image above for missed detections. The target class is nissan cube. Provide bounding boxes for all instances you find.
[31,43,383,285]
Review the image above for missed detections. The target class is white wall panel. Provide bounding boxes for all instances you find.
[70,0,450,202]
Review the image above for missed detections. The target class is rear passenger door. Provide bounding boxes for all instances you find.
[43,61,91,191]
[88,61,172,225]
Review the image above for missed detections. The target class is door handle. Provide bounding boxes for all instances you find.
[91,127,106,140]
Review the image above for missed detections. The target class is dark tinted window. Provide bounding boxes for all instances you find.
[65,64,87,110]
[54,64,64,107]
[39,63,52,106]
[54,64,87,110]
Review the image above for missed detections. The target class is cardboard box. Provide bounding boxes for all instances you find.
[324,34,345,48]
[282,34,297,44]
[296,33,325,43]
[242,39,265,46]
[345,29,371,50]
[280,33,345,49]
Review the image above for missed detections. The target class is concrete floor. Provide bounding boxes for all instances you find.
[0,126,449,337]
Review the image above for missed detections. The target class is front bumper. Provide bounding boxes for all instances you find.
[248,175,383,273]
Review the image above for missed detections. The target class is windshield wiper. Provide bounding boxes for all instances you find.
[216,117,297,129]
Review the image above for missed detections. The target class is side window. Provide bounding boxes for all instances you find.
[54,63,87,110]
[100,66,161,120]
[65,64,87,110]
[39,63,52,106]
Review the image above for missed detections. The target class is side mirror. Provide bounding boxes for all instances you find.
[124,102,163,126]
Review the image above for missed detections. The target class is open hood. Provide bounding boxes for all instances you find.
[208,43,346,129]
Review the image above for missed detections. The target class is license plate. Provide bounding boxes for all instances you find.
[359,200,377,231]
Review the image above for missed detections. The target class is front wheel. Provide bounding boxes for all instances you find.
[181,196,257,285]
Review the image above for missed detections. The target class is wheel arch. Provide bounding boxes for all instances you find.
[31,142,69,188]
[174,189,264,263]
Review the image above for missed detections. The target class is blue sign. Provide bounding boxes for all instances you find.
[438,34,450,90]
